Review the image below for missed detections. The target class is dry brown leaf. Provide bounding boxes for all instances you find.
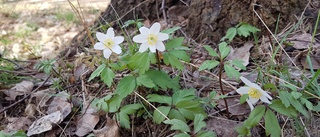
[3,80,34,100]
[93,116,119,137]
[226,41,253,67]
[74,63,88,81]
[25,103,37,118]
[47,91,72,119]
[207,116,241,137]
[27,111,62,136]
[31,88,55,107]
[5,117,32,133]
[75,104,99,136]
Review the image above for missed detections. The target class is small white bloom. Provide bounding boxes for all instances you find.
[236,76,272,110]
[132,22,169,53]
[94,28,124,59]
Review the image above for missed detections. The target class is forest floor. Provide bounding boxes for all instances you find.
[1,0,320,137]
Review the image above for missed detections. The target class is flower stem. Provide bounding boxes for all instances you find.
[219,60,229,117]
[156,50,161,70]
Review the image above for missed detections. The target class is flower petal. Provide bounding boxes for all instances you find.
[247,100,255,111]
[133,34,148,43]
[150,22,160,34]
[149,45,156,53]
[236,87,250,94]
[260,96,272,104]
[114,36,124,44]
[138,42,149,53]
[103,49,112,59]
[94,42,105,50]
[240,76,255,87]
[247,97,259,105]
[111,45,122,54]
[261,90,273,100]
[139,27,149,34]
[96,32,107,42]
[155,41,165,52]
[157,32,169,41]
[106,28,115,38]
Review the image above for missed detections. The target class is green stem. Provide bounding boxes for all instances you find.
[219,59,229,117]
[156,50,161,70]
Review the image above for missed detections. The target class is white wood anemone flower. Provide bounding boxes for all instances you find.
[132,22,169,53]
[236,76,273,110]
[94,28,124,59]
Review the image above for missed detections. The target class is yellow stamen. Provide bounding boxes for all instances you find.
[147,34,158,46]
[248,87,262,99]
[104,39,114,49]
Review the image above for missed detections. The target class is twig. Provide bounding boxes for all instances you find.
[219,61,229,117]
[156,50,161,70]
[160,0,167,24]
[0,74,52,114]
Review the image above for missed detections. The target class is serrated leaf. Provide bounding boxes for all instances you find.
[196,130,217,137]
[269,100,298,118]
[109,95,123,112]
[166,37,184,50]
[204,45,218,57]
[224,64,241,79]
[279,91,291,108]
[174,133,190,137]
[199,60,219,71]
[100,67,115,87]
[118,112,130,129]
[300,98,313,110]
[164,119,191,132]
[291,91,302,99]
[237,24,260,37]
[147,94,172,105]
[115,76,136,98]
[169,109,186,122]
[247,105,265,127]
[231,59,246,70]
[136,75,156,88]
[162,27,181,35]
[239,94,249,104]
[170,50,190,62]
[145,70,180,90]
[88,64,106,81]
[221,27,237,42]
[194,114,206,133]
[218,42,230,59]
[129,52,150,75]
[120,104,142,114]
[153,106,171,124]
[172,89,196,105]
[287,95,309,118]
[265,109,281,137]
[163,52,184,70]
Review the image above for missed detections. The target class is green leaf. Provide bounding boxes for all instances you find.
[218,42,230,59]
[194,114,206,133]
[88,64,106,81]
[237,23,260,37]
[239,94,249,104]
[224,64,241,79]
[204,45,218,57]
[109,95,123,112]
[172,89,196,105]
[129,52,150,75]
[100,67,115,87]
[300,98,313,110]
[269,99,298,118]
[174,133,190,137]
[279,91,291,108]
[231,59,246,70]
[153,106,171,124]
[196,131,216,137]
[221,27,237,42]
[147,94,172,105]
[263,83,277,92]
[264,109,281,137]
[162,27,181,35]
[247,105,266,127]
[164,119,191,132]
[115,76,136,98]
[199,60,219,71]
[170,50,190,62]
[168,109,186,122]
[136,75,156,88]
[287,94,309,118]
[118,104,142,129]
[291,91,302,99]
[145,70,180,90]
[163,52,184,70]
[166,37,184,50]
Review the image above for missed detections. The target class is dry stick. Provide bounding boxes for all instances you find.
[156,50,161,70]
[0,74,51,114]
[219,61,229,117]
[160,0,167,24]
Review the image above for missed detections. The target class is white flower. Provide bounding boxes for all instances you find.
[94,28,124,59]
[132,22,169,53]
[236,76,272,110]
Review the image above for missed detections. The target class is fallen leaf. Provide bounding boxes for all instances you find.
[31,88,55,107]
[3,80,34,100]
[25,104,37,118]
[206,116,241,137]
[27,111,62,136]
[93,116,119,137]
[75,103,99,136]
[74,63,88,81]
[5,117,32,133]
[47,91,72,119]
[226,41,253,67]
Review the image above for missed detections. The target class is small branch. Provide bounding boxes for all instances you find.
[219,60,230,117]
[160,0,167,24]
